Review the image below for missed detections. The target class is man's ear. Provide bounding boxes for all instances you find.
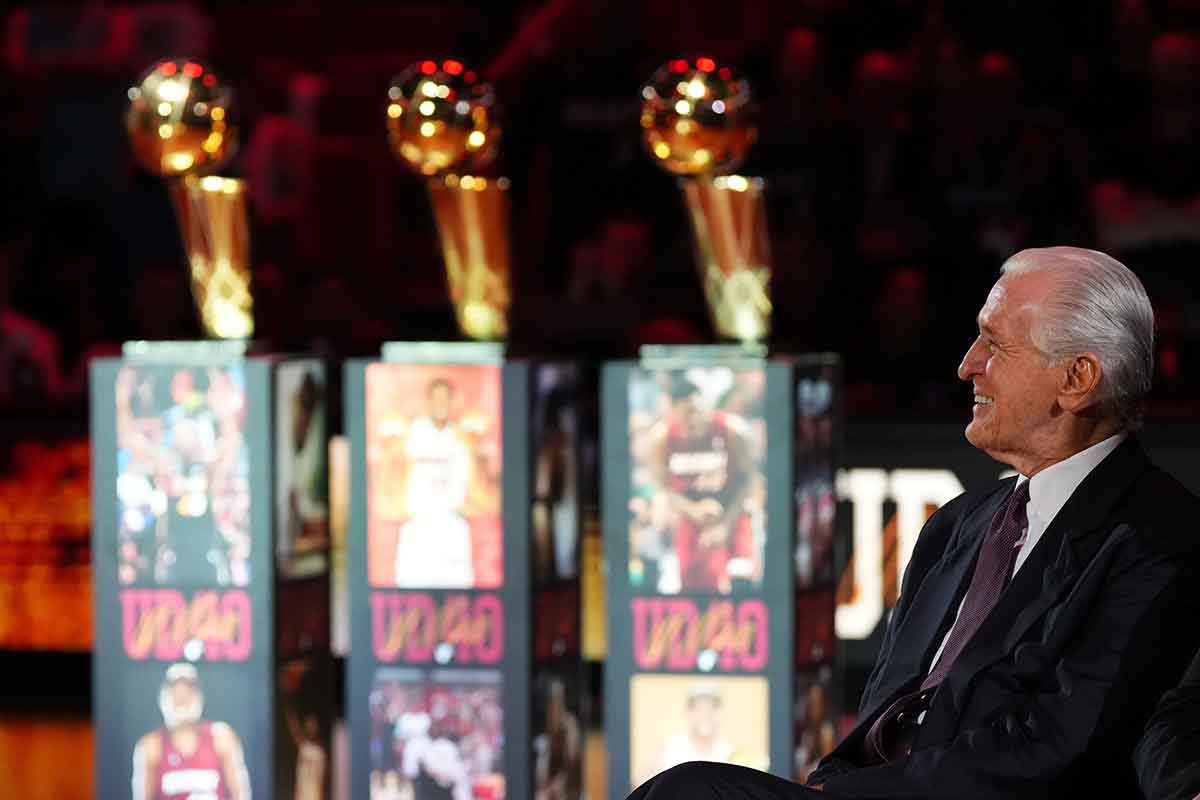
[1058,352,1103,411]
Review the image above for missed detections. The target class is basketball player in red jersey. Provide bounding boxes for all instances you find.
[646,372,757,594]
[132,663,252,800]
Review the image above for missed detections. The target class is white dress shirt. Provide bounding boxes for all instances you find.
[927,432,1127,674]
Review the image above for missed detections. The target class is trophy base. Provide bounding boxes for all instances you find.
[121,339,258,363]
[638,342,767,367]
[381,340,505,364]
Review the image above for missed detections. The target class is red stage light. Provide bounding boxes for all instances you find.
[464,70,477,83]
[421,60,437,75]
[159,61,177,76]
[696,57,716,72]
[443,59,463,75]
[203,74,216,87]
[718,67,732,80]
[183,62,203,78]
[670,59,688,73]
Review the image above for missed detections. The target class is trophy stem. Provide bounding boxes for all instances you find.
[168,175,255,340]
[425,175,512,341]
[679,175,773,344]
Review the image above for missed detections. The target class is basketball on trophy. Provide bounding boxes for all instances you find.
[125,58,237,178]
[640,57,756,177]
[386,59,499,177]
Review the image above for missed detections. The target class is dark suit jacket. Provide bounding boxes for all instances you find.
[1135,643,1200,800]
[810,438,1200,799]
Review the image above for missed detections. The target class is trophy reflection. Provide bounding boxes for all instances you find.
[126,58,254,340]
[641,58,771,345]
[387,59,510,341]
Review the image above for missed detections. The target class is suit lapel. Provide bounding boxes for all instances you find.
[862,481,1013,721]
[935,438,1150,726]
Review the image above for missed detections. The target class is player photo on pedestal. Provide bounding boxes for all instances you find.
[531,364,579,586]
[366,364,503,589]
[130,662,254,800]
[116,364,252,587]
[368,667,505,800]
[793,666,837,784]
[532,668,582,800]
[629,673,769,790]
[794,372,836,588]
[276,362,329,580]
[627,366,766,595]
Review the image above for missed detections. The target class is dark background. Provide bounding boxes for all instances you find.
[4,0,1200,424]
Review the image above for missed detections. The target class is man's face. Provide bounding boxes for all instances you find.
[547,690,564,729]
[430,383,452,426]
[687,696,720,738]
[172,680,196,707]
[957,270,1066,466]
[162,679,203,728]
[675,395,709,435]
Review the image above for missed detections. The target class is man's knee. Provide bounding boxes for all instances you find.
[635,761,738,798]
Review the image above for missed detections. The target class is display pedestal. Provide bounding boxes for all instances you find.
[91,342,333,800]
[602,347,842,795]
[346,342,587,800]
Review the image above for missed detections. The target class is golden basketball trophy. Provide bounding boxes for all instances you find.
[640,58,770,345]
[126,59,253,340]
[386,60,510,341]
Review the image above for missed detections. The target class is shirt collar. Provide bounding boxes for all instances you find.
[1016,432,1127,526]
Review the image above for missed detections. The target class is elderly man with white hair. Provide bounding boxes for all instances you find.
[628,247,1200,800]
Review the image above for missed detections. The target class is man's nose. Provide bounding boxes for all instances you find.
[958,338,983,381]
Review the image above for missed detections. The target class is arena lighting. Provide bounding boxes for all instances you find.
[443,59,463,75]
[696,56,716,72]
[420,59,437,74]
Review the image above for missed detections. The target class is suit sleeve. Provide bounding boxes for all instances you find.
[1135,644,1200,800]
[822,517,1200,800]
[807,496,967,785]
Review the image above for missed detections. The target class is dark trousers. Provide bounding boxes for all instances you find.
[628,762,834,800]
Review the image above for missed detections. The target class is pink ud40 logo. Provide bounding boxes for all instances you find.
[120,589,252,661]
[632,597,768,672]
[371,592,504,665]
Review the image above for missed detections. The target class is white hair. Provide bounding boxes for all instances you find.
[1001,246,1154,428]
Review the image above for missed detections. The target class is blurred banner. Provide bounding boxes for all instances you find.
[0,437,90,651]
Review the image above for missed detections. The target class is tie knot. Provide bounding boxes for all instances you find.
[1012,480,1030,507]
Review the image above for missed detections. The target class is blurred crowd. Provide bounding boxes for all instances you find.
[3,0,1200,418]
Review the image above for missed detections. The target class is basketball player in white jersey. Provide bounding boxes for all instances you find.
[659,684,735,773]
[394,378,475,588]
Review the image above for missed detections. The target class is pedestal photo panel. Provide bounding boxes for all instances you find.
[349,346,586,800]
[788,358,842,782]
[274,359,335,800]
[530,363,586,800]
[603,351,842,799]
[92,347,333,800]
